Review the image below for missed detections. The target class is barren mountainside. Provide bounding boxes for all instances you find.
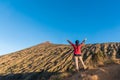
[0,42,120,80]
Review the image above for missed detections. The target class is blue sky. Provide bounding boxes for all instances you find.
[0,0,120,55]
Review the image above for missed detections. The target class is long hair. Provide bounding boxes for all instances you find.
[75,40,79,46]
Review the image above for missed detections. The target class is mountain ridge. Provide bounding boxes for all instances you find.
[0,42,120,80]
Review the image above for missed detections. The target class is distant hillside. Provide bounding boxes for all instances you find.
[0,42,120,80]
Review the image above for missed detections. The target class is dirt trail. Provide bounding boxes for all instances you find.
[66,63,120,80]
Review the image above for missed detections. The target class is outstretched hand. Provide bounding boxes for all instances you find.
[84,38,87,41]
[66,39,69,41]
[82,38,87,43]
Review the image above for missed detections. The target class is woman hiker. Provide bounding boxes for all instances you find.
[67,39,87,71]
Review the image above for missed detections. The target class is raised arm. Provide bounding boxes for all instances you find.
[80,38,87,46]
[67,40,74,46]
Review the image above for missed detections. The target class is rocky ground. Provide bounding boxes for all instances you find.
[0,42,120,80]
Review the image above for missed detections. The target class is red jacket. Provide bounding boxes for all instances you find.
[67,40,84,54]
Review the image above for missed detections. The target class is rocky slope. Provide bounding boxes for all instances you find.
[0,42,120,80]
